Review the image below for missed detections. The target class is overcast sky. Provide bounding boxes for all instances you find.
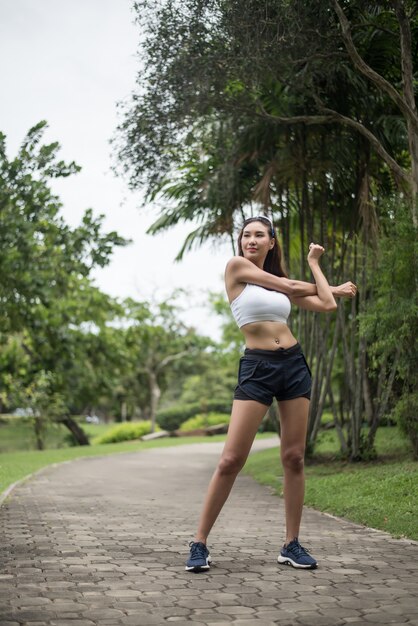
[0,0,233,339]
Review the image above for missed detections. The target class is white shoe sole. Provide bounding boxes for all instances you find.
[185,555,212,572]
[277,555,317,569]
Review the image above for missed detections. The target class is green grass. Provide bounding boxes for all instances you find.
[0,416,110,453]
[243,427,418,541]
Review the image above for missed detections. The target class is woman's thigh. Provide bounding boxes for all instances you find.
[277,397,310,454]
[221,399,270,460]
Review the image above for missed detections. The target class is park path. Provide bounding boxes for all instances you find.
[0,437,417,626]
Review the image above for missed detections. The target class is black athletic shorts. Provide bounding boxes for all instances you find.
[233,342,312,405]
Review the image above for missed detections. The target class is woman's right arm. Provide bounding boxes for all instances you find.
[225,256,319,297]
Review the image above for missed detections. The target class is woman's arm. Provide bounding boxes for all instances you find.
[330,282,358,298]
[225,256,319,297]
[289,244,337,312]
[225,255,357,301]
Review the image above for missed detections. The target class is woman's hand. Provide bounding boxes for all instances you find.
[331,281,358,298]
[307,243,325,263]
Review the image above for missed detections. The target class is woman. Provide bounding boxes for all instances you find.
[185,216,357,572]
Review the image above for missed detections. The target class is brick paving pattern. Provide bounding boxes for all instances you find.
[0,438,417,625]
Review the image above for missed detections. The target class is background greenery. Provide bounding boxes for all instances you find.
[115,0,418,461]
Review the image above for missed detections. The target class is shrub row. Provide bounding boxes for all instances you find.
[93,420,156,444]
[156,400,232,431]
[179,412,231,432]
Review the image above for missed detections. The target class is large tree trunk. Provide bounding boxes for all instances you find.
[61,415,90,446]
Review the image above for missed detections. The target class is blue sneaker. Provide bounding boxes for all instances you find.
[185,540,212,572]
[277,537,317,569]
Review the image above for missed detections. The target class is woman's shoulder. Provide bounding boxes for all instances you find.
[225,255,251,274]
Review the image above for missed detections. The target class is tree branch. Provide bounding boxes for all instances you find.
[290,52,348,66]
[333,0,418,133]
[255,102,338,126]
[255,101,412,189]
[352,22,397,37]
[156,349,193,372]
[318,105,413,188]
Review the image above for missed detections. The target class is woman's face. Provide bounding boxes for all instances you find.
[241,220,274,265]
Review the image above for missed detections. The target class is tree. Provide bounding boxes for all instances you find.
[122,296,210,432]
[0,122,128,333]
[117,1,417,227]
[0,123,129,444]
[116,0,417,460]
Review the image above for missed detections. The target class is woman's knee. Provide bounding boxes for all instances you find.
[281,447,305,472]
[218,452,246,475]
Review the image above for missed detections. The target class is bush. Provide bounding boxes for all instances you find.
[156,400,232,431]
[179,412,230,432]
[391,392,418,460]
[93,420,157,444]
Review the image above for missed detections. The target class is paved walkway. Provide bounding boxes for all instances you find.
[0,438,417,626]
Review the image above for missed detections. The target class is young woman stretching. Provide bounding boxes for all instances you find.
[185,216,357,572]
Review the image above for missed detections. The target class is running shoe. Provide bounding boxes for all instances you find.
[185,540,212,572]
[277,537,318,569]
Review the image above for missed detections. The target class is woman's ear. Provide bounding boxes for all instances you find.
[269,239,275,249]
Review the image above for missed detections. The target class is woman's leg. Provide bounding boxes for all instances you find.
[194,399,269,544]
[277,397,310,544]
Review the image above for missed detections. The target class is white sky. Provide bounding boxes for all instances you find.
[0,0,233,340]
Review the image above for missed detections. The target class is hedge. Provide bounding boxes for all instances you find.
[93,420,156,444]
[156,400,232,431]
[179,412,231,432]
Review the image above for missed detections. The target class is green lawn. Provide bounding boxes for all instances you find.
[243,427,418,541]
[0,416,110,453]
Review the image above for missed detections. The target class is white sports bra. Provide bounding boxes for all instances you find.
[230,283,291,328]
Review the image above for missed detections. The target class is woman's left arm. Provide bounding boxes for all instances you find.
[290,244,356,312]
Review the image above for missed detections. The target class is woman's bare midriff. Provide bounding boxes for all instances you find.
[241,320,298,350]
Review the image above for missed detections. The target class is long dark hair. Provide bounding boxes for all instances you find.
[237,216,288,278]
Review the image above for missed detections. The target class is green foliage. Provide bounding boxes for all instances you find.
[118,295,213,429]
[391,392,418,460]
[117,0,415,245]
[209,292,244,357]
[0,122,128,334]
[360,201,417,367]
[0,124,130,444]
[156,399,233,431]
[179,412,230,431]
[115,0,418,463]
[93,420,157,444]
[359,200,417,426]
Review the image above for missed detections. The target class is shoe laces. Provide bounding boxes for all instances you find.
[286,538,311,557]
[189,541,207,558]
